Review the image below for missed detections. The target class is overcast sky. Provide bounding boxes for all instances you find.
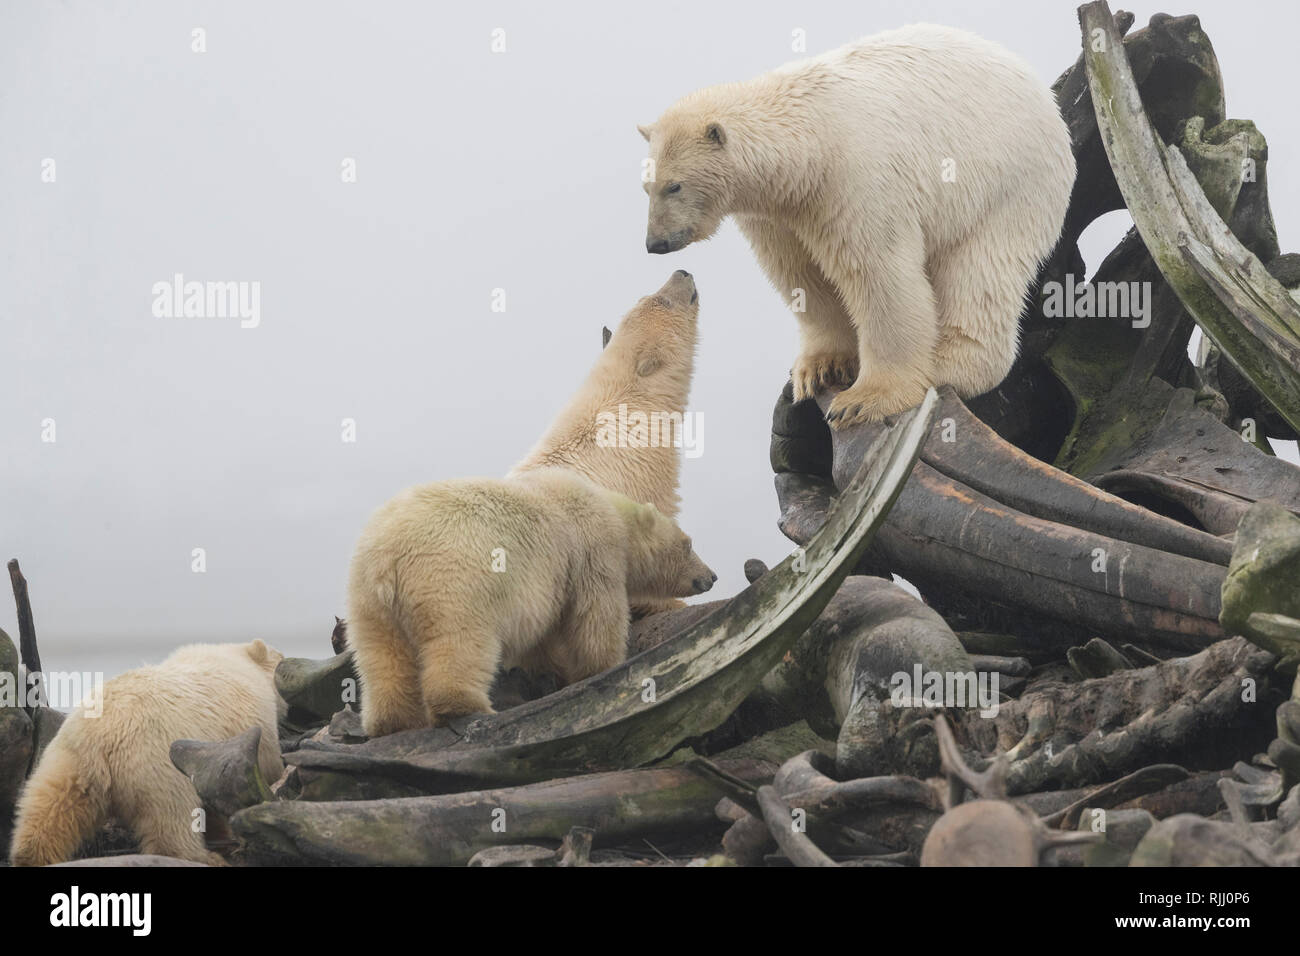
[3,1,1297,674]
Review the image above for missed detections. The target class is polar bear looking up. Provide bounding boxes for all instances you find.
[510,270,699,519]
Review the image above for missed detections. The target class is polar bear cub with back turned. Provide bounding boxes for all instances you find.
[640,24,1075,427]
[347,467,715,736]
[10,640,284,867]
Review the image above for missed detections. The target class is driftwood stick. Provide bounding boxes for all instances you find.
[7,560,41,676]
[7,559,43,714]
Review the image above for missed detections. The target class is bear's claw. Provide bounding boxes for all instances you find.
[824,378,928,429]
[790,352,859,402]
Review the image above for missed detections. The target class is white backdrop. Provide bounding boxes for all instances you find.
[2,0,1296,675]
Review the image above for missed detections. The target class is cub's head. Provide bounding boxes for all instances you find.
[605,270,699,375]
[616,497,716,601]
[639,111,734,254]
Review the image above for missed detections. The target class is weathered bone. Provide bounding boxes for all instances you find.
[924,717,1101,866]
[755,785,837,868]
[275,652,358,724]
[1079,0,1300,433]
[1221,502,1300,650]
[776,446,1226,650]
[169,726,275,820]
[920,800,1099,867]
[968,638,1279,794]
[232,760,772,866]
[1040,764,1189,829]
[1129,813,1277,866]
[935,714,1007,806]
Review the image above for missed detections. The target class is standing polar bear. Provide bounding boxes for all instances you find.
[346,468,715,736]
[10,640,284,867]
[639,24,1075,426]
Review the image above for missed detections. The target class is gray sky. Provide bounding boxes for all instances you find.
[3,1,1297,673]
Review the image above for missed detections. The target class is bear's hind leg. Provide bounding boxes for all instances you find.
[928,212,1037,398]
[131,774,225,866]
[9,745,110,866]
[349,609,424,737]
[416,626,498,726]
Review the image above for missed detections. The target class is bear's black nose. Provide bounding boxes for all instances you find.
[675,269,692,279]
[647,238,671,254]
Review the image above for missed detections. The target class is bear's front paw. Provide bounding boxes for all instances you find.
[824,376,928,429]
[790,352,859,402]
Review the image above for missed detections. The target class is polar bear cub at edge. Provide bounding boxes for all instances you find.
[346,468,716,737]
[9,640,284,867]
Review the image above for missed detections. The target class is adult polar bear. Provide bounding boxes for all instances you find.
[639,24,1075,427]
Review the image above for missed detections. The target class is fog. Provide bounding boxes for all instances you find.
[3,1,1296,674]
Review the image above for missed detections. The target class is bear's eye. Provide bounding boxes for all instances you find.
[665,182,682,195]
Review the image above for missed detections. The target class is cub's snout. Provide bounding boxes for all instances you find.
[690,568,718,595]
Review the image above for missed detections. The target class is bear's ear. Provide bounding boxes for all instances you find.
[247,639,270,664]
[704,122,726,147]
[637,123,654,142]
[636,349,664,377]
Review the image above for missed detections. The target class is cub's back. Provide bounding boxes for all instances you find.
[349,471,620,608]
[54,647,278,787]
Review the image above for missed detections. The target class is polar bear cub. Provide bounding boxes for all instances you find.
[346,468,715,736]
[510,269,700,519]
[640,24,1075,426]
[9,640,284,867]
